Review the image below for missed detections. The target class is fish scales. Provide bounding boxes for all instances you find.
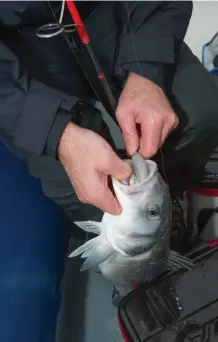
[69,152,194,286]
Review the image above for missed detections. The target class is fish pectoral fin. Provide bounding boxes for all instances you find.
[68,236,114,272]
[167,250,195,271]
[73,220,102,235]
[80,238,114,272]
[68,238,96,258]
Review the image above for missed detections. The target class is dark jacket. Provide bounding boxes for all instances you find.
[0,1,192,160]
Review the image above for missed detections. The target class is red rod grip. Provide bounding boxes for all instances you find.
[66,0,90,44]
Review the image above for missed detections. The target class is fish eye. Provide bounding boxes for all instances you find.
[147,205,161,218]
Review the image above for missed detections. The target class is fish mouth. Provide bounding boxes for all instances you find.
[113,160,158,189]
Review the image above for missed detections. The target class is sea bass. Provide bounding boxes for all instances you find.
[69,153,194,285]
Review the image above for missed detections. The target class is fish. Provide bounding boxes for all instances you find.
[68,152,194,286]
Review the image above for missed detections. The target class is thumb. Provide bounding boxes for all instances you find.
[101,149,132,181]
[91,173,122,215]
[101,186,122,215]
[116,108,139,156]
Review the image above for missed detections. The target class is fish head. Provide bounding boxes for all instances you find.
[99,153,172,284]
[111,153,172,241]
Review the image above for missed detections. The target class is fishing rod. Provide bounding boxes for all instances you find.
[65,0,117,115]
[37,0,117,121]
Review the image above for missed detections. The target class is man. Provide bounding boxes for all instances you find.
[1,0,218,238]
[1,1,218,339]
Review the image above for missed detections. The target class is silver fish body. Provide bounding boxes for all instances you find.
[69,153,194,286]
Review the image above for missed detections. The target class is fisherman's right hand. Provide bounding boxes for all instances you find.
[57,122,132,215]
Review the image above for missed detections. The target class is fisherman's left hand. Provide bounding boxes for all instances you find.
[116,72,179,158]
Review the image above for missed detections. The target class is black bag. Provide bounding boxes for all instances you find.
[118,240,218,341]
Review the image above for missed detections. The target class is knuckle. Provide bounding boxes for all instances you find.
[168,112,178,127]
[171,111,178,121]
[116,106,127,121]
[116,109,124,121]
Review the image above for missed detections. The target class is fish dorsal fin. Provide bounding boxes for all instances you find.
[74,220,101,235]
[68,236,114,271]
[167,250,195,271]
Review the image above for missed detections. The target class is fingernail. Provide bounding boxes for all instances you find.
[139,147,149,159]
[128,145,137,156]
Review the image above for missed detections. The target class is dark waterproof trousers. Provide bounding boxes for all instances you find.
[0,140,68,342]
[24,42,218,226]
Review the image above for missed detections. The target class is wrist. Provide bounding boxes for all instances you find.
[124,61,165,90]
[44,100,85,159]
[122,72,163,101]
[127,71,161,90]
[57,121,78,162]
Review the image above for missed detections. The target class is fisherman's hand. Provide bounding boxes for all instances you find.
[116,72,179,158]
[57,122,132,215]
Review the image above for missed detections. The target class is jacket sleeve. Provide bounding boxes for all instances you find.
[0,40,80,158]
[115,1,193,89]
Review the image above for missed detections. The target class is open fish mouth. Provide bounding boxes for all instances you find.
[115,159,158,188]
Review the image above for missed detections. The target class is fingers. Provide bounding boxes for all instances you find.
[139,114,163,158]
[139,112,179,158]
[116,107,140,156]
[95,179,122,215]
[101,149,132,181]
[160,114,179,146]
[77,172,122,215]
[87,148,132,214]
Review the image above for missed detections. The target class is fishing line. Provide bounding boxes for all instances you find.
[59,0,65,24]
[124,1,169,187]
[125,3,187,243]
